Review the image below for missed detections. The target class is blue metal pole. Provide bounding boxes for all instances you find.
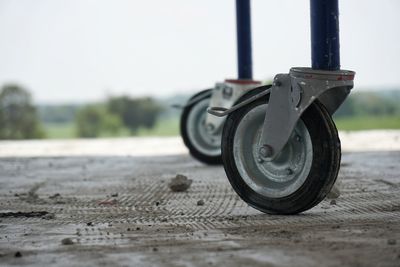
[310,0,340,70]
[236,0,253,79]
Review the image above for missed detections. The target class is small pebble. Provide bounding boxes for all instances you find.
[330,199,337,205]
[168,174,192,192]
[14,251,22,258]
[61,238,74,245]
[197,200,205,206]
[42,213,55,220]
[327,186,340,199]
[49,193,60,199]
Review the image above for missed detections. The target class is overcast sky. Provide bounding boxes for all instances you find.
[0,0,399,104]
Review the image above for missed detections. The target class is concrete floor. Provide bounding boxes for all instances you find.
[0,131,399,267]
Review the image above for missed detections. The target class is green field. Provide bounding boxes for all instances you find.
[43,115,400,139]
[334,115,400,131]
[43,117,180,139]
[137,117,179,136]
[43,122,76,139]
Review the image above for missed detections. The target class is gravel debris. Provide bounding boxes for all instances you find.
[61,238,74,245]
[49,193,61,199]
[168,174,192,192]
[327,185,341,199]
[42,213,56,220]
[197,199,205,206]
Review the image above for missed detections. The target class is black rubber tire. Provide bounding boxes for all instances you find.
[180,90,222,165]
[222,88,341,214]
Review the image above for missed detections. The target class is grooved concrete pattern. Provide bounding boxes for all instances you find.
[0,131,399,267]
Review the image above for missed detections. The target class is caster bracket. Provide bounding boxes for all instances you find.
[260,67,355,160]
[205,80,261,134]
[208,85,271,117]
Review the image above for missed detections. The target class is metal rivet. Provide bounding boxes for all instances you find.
[206,124,214,132]
[286,168,293,175]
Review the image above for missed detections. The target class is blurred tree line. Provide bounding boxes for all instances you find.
[38,104,79,124]
[75,96,162,137]
[0,84,162,139]
[334,91,400,118]
[0,84,44,139]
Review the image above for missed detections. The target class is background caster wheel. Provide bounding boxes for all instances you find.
[222,88,341,214]
[180,90,222,165]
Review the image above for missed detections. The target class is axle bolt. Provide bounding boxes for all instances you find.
[259,145,273,158]
[295,135,301,142]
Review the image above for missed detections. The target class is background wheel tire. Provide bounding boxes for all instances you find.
[222,88,341,214]
[180,90,222,165]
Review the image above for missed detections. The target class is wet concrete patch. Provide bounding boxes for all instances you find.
[0,211,50,218]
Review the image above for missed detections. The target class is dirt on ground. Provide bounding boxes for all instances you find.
[0,131,399,267]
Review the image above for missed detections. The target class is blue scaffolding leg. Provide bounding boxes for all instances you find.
[236,0,253,79]
[310,0,340,70]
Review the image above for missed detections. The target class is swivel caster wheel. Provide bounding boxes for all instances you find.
[221,88,341,214]
[180,90,222,165]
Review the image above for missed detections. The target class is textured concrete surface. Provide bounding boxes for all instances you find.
[0,130,399,266]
